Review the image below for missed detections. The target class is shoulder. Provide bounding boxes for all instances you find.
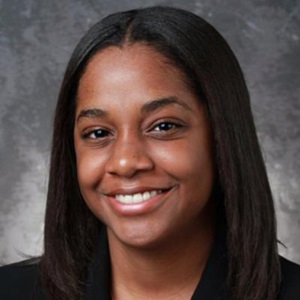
[279,256,300,299]
[0,258,44,300]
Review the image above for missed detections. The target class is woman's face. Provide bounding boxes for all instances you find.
[74,44,215,249]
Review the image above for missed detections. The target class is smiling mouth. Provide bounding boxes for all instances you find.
[114,190,164,204]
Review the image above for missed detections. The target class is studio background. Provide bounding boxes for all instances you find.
[0,0,299,265]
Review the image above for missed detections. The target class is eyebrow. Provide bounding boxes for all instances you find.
[77,108,107,122]
[76,96,192,123]
[141,96,192,114]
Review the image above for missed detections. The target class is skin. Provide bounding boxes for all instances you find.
[74,43,215,299]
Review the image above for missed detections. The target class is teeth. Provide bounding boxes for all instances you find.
[115,190,162,204]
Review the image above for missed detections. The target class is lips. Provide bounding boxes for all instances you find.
[115,190,163,204]
[103,186,175,215]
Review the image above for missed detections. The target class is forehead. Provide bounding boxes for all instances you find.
[78,43,189,92]
[84,43,172,72]
[75,43,199,115]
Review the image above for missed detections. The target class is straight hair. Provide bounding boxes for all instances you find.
[40,6,280,299]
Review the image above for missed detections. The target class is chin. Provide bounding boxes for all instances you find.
[106,221,173,250]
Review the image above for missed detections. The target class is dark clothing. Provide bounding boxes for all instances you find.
[1,229,300,299]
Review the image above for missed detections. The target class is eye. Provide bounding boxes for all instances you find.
[82,128,110,139]
[148,120,185,139]
[153,122,178,132]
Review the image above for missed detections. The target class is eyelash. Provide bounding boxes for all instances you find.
[81,121,184,141]
[151,121,182,132]
[82,128,111,140]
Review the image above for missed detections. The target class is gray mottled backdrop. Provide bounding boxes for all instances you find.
[0,0,299,265]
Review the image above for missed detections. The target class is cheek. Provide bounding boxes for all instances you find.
[75,148,106,191]
[75,149,109,220]
[150,138,214,183]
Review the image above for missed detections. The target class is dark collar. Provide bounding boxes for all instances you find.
[85,227,111,300]
[85,227,229,300]
[191,227,229,299]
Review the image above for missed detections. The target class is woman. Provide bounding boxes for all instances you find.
[1,6,299,300]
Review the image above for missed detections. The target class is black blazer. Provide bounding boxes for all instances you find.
[1,230,300,300]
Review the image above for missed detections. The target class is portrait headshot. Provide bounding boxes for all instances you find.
[0,1,299,299]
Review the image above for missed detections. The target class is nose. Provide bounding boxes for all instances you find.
[105,133,154,178]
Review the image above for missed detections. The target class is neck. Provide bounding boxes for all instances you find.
[108,215,215,300]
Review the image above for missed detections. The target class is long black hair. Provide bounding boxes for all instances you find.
[40,6,280,299]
